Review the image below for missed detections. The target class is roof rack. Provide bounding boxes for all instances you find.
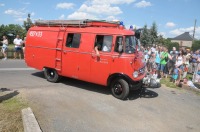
[34,19,121,28]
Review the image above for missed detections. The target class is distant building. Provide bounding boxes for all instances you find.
[171,32,194,48]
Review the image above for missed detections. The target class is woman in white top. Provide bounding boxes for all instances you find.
[176,50,185,81]
[176,50,184,68]
[1,36,8,60]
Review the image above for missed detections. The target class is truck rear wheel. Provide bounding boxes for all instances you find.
[44,68,60,83]
[111,78,129,100]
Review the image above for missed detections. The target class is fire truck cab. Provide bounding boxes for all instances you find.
[25,20,146,100]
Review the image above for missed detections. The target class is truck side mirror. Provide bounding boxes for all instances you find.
[135,29,142,39]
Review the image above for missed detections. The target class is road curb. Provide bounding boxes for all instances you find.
[21,107,42,132]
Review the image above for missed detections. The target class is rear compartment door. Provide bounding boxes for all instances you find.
[62,33,81,78]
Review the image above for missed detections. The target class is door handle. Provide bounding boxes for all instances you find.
[63,50,67,54]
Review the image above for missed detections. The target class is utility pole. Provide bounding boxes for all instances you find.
[192,19,197,40]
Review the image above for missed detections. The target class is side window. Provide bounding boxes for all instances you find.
[94,35,112,52]
[66,33,81,48]
[114,36,123,52]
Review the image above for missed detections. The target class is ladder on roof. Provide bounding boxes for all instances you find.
[55,28,65,72]
[34,19,120,27]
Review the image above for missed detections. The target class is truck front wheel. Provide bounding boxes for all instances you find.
[44,68,60,83]
[111,78,129,100]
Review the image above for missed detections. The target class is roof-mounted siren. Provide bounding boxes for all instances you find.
[119,21,124,30]
[129,25,134,31]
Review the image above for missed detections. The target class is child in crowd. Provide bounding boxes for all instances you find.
[182,64,189,79]
[172,65,179,84]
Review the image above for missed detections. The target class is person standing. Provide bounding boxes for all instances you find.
[13,35,23,59]
[1,35,8,60]
[155,46,161,76]
[160,47,171,78]
[22,37,26,59]
[168,47,178,75]
[191,50,199,74]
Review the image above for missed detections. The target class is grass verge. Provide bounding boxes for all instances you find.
[160,75,200,95]
[160,77,179,89]
[0,93,28,132]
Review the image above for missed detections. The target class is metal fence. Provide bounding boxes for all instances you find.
[0,47,24,59]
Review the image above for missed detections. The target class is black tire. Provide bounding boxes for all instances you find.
[44,68,60,83]
[111,78,129,100]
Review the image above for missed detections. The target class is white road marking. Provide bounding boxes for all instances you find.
[0,68,36,71]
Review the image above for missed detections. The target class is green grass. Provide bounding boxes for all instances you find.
[0,93,28,132]
[186,73,193,80]
[160,77,179,89]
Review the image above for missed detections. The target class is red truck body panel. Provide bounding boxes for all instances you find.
[25,20,145,86]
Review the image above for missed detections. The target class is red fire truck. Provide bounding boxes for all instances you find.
[25,20,146,100]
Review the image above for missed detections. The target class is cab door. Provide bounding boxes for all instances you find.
[62,33,81,78]
[90,35,113,85]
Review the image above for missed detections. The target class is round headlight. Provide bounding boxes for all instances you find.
[133,71,139,78]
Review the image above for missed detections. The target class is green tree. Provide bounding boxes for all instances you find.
[191,40,200,51]
[163,38,179,51]
[0,24,26,43]
[149,22,158,44]
[157,34,164,45]
[141,24,150,47]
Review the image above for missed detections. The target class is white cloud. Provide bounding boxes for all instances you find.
[166,22,176,28]
[67,12,97,20]
[105,16,118,21]
[4,9,26,17]
[59,14,65,20]
[135,0,152,8]
[91,0,136,5]
[56,3,75,9]
[15,17,26,22]
[170,26,200,39]
[31,12,35,16]
[79,4,122,15]
[0,3,5,6]
[67,0,135,21]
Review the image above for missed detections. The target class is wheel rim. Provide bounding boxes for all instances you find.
[113,82,123,95]
[47,69,55,79]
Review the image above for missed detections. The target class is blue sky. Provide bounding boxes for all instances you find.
[0,0,200,39]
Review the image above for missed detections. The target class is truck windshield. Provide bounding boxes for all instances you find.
[125,35,137,54]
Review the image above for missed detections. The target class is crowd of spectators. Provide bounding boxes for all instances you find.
[140,44,200,85]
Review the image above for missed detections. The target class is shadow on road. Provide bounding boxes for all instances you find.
[0,88,12,92]
[128,88,159,100]
[61,77,111,95]
[0,90,19,103]
[32,71,45,79]
[31,71,158,100]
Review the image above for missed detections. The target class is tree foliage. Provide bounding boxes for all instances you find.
[149,22,158,44]
[162,38,179,51]
[140,24,150,47]
[157,34,164,44]
[191,40,200,51]
[0,24,26,43]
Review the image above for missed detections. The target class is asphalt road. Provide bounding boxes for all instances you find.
[0,60,200,132]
